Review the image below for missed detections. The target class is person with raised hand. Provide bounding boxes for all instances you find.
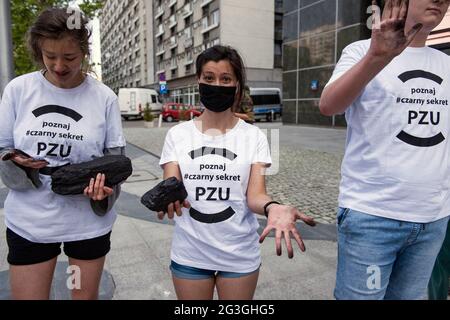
[320,0,450,299]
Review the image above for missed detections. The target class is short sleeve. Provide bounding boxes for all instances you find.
[0,84,16,148]
[325,41,368,87]
[105,97,126,149]
[159,128,178,167]
[252,129,272,166]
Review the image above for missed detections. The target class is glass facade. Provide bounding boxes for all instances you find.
[282,0,372,126]
[169,85,199,106]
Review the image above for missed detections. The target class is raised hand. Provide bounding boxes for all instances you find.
[259,204,316,259]
[369,0,422,60]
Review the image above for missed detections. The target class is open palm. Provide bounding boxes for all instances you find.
[370,0,422,59]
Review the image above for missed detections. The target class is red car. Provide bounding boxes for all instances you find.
[162,103,202,122]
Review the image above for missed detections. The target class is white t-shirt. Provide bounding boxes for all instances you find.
[327,39,450,223]
[159,119,272,273]
[0,71,126,242]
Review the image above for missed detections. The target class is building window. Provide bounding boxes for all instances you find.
[203,31,209,43]
[211,10,219,26]
[202,16,208,29]
[184,26,192,39]
[185,16,191,27]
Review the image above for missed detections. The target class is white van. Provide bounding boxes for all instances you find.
[118,88,162,120]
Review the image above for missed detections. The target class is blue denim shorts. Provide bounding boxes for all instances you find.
[170,260,260,280]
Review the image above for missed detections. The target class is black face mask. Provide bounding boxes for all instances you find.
[199,83,237,113]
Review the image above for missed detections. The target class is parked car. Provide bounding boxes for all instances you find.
[118,88,162,120]
[162,103,202,122]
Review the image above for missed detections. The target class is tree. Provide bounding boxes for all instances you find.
[11,0,104,76]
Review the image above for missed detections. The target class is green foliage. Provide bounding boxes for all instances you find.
[143,104,154,122]
[10,0,104,76]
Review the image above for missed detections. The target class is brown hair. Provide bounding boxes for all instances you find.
[196,45,247,105]
[27,7,91,72]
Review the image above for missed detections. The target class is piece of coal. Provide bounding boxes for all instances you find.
[51,155,133,195]
[140,177,188,212]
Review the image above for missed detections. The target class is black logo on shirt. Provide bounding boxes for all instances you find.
[189,147,237,160]
[396,70,445,147]
[30,105,83,159]
[33,105,83,121]
[398,70,443,85]
[189,206,236,224]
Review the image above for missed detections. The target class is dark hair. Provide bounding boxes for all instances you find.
[196,45,246,104]
[27,7,91,71]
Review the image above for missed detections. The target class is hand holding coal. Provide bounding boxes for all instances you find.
[140,177,188,212]
[51,155,133,195]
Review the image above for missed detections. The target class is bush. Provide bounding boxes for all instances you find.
[143,103,154,122]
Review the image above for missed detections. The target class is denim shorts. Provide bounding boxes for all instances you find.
[334,207,449,300]
[170,260,260,280]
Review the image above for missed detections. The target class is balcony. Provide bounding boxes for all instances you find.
[169,15,177,29]
[201,0,214,8]
[201,22,219,34]
[156,47,165,57]
[156,25,164,38]
[169,0,177,8]
[154,6,164,19]
[169,36,178,49]
[184,37,193,48]
[182,4,193,19]
[156,68,165,75]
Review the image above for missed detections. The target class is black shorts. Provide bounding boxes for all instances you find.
[6,228,112,266]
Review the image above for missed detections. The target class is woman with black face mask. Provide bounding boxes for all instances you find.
[157,45,316,300]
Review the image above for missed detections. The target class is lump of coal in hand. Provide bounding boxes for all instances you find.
[51,155,133,195]
[140,177,188,212]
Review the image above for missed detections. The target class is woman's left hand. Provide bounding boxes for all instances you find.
[259,204,316,259]
[83,173,114,201]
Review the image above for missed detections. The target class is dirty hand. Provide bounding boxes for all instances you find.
[369,0,422,60]
[83,173,114,201]
[259,204,316,259]
[157,200,191,220]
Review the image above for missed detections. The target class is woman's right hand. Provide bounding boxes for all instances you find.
[157,200,191,220]
[10,154,48,169]
[368,0,422,61]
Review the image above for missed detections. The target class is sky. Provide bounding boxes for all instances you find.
[71,1,102,80]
